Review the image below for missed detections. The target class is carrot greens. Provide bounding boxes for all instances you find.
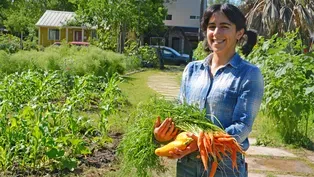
[118,97,245,177]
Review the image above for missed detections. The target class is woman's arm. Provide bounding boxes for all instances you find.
[225,67,264,144]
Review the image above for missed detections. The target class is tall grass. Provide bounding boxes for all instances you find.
[0,45,140,77]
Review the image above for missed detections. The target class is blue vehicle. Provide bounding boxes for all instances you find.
[151,46,194,66]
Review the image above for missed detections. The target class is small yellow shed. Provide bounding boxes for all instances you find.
[35,10,96,47]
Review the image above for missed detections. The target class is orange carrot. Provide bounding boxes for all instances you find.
[202,137,209,170]
[231,149,238,170]
[217,145,227,156]
[214,132,231,138]
[198,131,208,171]
[217,137,236,142]
[197,131,204,147]
[209,160,218,177]
[204,132,213,155]
[215,147,222,161]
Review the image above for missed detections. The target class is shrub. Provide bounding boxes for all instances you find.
[0,45,128,77]
[0,34,41,54]
[193,41,209,60]
[138,45,159,68]
[124,41,159,68]
[0,34,20,54]
[246,31,314,147]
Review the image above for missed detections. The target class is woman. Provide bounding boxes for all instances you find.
[154,3,264,177]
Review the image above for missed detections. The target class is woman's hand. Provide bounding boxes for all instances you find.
[168,133,198,159]
[154,116,179,143]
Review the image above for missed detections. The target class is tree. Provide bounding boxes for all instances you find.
[2,0,77,44]
[71,0,167,52]
[3,1,39,48]
[0,0,10,26]
[245,0,314,45]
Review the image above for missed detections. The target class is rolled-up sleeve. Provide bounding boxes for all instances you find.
[178,62,193,104]
[225,67,264,143]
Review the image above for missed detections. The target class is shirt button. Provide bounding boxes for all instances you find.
[202,97,205,100]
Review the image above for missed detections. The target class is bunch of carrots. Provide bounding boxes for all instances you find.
[155,127,245,177]
[118,98,245,177]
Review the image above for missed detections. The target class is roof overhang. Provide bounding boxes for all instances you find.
[36,25,96,30]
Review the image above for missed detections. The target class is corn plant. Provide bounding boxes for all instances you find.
[0,70,126,173]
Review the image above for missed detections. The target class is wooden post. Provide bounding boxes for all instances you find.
[66,28,68,42]
[82,28,84,42]
[38,28,41,45]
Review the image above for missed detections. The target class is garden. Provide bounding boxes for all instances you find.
[0,30,313,177]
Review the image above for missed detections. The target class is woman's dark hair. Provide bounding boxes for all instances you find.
[201,3,257,56]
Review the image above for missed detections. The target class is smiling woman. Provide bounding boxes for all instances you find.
[153,3,264,177]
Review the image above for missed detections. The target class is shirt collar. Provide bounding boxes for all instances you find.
[202,52,242,69]
[228,53,242,68]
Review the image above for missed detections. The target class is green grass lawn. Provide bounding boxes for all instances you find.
[107,69,164,133]
[119,69,162,106]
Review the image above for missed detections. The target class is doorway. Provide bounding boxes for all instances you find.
[74,31,82,41]
[172,37,181,52]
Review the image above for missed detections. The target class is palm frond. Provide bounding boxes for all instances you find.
[246,0,265,35]
[262,0,281,36]
[280,6,293,31]
[304,4,314,34]
[296,4,314,29]
[244,0,314,43]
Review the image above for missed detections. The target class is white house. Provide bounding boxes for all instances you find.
[149,0,207,54]
[164,0,203,28]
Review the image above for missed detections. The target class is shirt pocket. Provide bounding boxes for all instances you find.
[210,89,238,104]
[209,89,238,114]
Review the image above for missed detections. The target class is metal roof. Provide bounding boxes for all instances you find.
[35,10,75,27]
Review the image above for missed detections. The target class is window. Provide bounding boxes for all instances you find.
[166,14,172,20]
[48,29,60,40]
[165,0,176,3]
[150,37,165,46]
[162,49,175,57]
[190,16,200,20]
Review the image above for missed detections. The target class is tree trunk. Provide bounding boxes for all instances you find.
[157,45,164,70]
[198,0,205,41]
[121,23,126,53]
[117,27,121,53]
[117,23,127,53]
[116,23,126,53]
[20,31,23,49]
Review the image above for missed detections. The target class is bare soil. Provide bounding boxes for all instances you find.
[1,132,122,177]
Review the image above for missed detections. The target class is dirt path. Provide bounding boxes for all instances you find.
[147,74,180,101]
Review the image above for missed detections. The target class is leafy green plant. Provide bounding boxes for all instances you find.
[193,41,209,60]
[138,45,159,68]
[0,34,20,54]
[0,70,126,173]
[246,31,314,147]
[0,45,128,77]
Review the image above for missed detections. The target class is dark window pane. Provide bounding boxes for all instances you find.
[166,14,172,20]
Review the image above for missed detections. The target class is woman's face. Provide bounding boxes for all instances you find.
[206,11,244,55]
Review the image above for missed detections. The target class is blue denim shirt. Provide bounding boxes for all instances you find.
[179,53,264,151]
